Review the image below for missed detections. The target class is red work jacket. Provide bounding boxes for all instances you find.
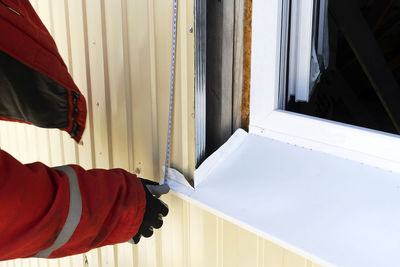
[0,0,146,260]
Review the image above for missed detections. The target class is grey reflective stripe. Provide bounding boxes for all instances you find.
[35,166,82,258]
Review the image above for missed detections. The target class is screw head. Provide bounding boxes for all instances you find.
[189,26,193,33]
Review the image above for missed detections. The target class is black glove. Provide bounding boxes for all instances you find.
[131,179,170,244]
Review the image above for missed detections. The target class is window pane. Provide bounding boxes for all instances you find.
[283,0,400,135]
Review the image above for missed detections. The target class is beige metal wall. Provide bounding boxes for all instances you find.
[0,0,321,266]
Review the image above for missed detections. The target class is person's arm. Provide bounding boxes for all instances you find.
[0,148,166,260]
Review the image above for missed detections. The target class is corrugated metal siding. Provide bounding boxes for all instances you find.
[0,0,321,266]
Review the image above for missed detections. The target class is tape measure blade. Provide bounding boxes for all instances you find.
[164,0,178,180]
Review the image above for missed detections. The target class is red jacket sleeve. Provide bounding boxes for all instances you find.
[0,149,146,260]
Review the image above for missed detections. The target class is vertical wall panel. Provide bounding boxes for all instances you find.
[103,0,130,171]
[29,259,39,267]
[67,0,94,169]
[47,258,59,267]
[0,1,319,266]
[6,123,19,160]
[188,205,218,267]
[126,0,158,180]
[116,243,135,267]
[264,239,285,267]
[25,125,38,163]
[159,195,190,267]
[0,122,8,152]
[283,250,308,267]
[70,255,85,267]
[222,221,258,267]
[37,258,48,267]
[14,124,28,163]
[59,257,71,267]
[85,0,111,169]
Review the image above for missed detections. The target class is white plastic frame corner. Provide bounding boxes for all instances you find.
[249,0,400,174]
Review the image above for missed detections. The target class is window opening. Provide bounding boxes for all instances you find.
[283,0,400,135]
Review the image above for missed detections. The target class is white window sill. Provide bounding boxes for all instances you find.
[166,129,400,267]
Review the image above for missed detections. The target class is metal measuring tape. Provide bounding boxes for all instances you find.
[163,0,178,180]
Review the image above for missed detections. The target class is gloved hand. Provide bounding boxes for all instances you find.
[131,179,170,244]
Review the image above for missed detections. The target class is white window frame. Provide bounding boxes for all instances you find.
[287,0,315,102]
[249,0,400,173]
